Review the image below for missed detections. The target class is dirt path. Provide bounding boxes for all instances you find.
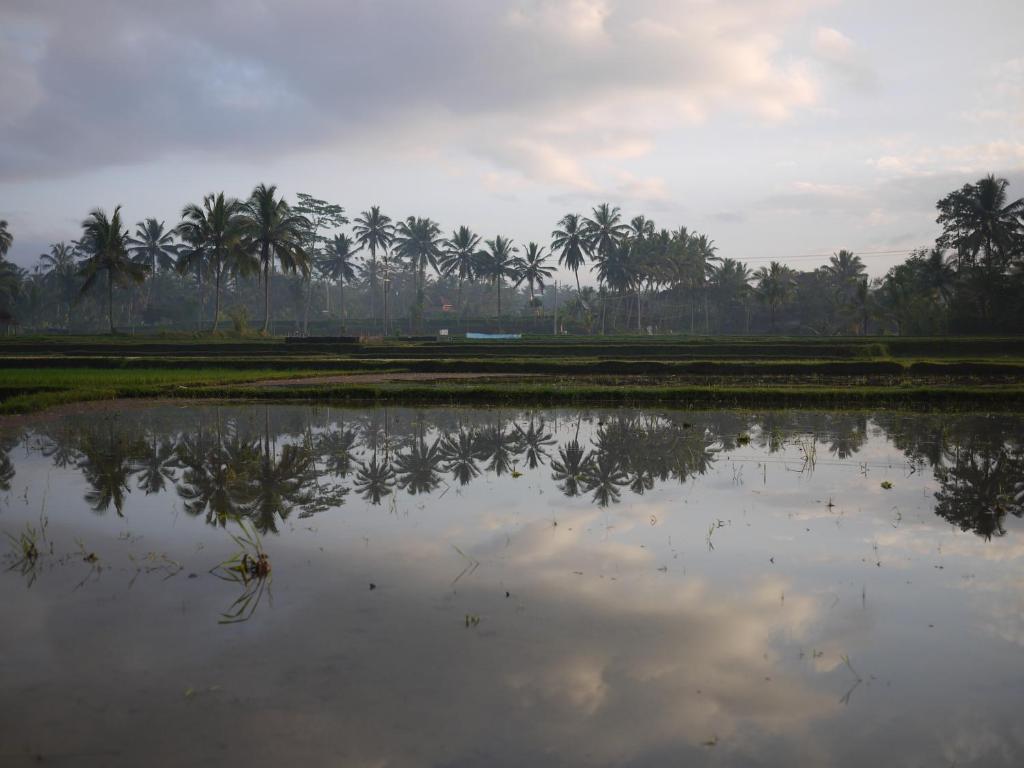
[249,372,533,387]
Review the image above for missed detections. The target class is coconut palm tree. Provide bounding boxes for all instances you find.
[78,206,148,334]
[177,193,250,333]
[238,184,311,334]
[550,439,592,498]
[352,206,394,333]
[439,428,482,485]
[754,261,797,333]
[515,242,554,308]
[439,226,482,319]
[39,242,77,328]
[937,174,1024,270]
[708,258,752,332]
[320,233,360,332]
[551,213,588,294]
[583,203,630,261]
[128,218,178,273]
[393,216,443,333]
[480,235,520,331]
[0,220,12,257]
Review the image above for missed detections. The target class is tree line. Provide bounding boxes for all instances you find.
[1,174,1022,335]
[3,406,1020,539]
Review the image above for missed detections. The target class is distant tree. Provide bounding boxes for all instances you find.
[393,216,443,333]
[515,242,554,307]
[320,233,360,332]
[583,203,629,263]
[937,174,1024,271]
[352,206,394,333]
[754,261,796,333]
[292,193,347,334]
[480,235,520,331]
[78,206,148,333]
[39,242,78,327]
[128,218,178,273]
[177,193,251,333]
[0,220,12,257]
[551,213,588,295]
[708,258,752,332]
[239,184,310,334]
[440,226,482,319]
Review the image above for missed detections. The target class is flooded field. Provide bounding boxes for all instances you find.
[1,403,1023,767]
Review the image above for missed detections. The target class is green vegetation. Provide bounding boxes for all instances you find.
[1,175,1022,337]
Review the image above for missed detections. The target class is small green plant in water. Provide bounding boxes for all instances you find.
[211,519,272,624]
[737,433,751,446]
[880,481,893,490]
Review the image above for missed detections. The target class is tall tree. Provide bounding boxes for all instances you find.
[239,184,311,334]
[39,242,77,328]
[754,261,796,333]
[177,193,251,333]
[481,235,520,331]
[128,218,178,273]
[551,213,589,295]
[937,175,1024,271]
[292,194,347,334]
[440,226,482,320]
[0,220,12,257]
[78,207,147,333]
[583,203,629,262]
[352,206,394,334]
[320,233,360,332]
[515,242,554,307]
[393,216,443,333]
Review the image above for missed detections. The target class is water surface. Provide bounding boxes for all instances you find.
[1,404,1023,767]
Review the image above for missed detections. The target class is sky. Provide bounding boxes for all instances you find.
[1,0,1022,281]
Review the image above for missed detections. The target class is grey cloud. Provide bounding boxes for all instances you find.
[0,0,824,181]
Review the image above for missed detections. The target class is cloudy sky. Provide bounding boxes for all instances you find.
[1,0,1022,279]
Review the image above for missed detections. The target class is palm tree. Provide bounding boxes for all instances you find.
[937,174,1024,270]
[128,218,178,273]
[551,213,588,294]
[515,242,554,308]
[439,226,482,320]
[439,429,482,485]
[0,220,12,257]
[629,215,656,240]
[754,261,797,333]
[480,235,520,331]
[352,206,394,333]
[393,216,443,333]
[177,193,249,333]
[583,203,629,262]
[394,435,443,495]
[78,206,148,333]
[708,258,752,332]
[824,249,866,333]
[689,233,719,332]
[239,184,311,334]
[39,242,77,328]
[320,233,360,332]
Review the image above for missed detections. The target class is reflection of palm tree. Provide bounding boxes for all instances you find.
[550,440,592,497]
[235,443,314,533]
[177,436,259,526]
[583,453,629,507]
[476,423,522,477]
[354,453,396,505]
[515,418,556,469]
[439,429,481,486]
[394,437,444,495]
[77,424,141,516]
[318,428,358,478]
[135,437,177,494]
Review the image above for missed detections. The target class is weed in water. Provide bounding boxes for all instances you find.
[211,519,272,624]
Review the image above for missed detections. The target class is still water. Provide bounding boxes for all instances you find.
[1,403,1023,767]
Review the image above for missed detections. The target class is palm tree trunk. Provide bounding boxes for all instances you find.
[261,247,272,334]
[107,269,114,334]
[302,275,312,336]
[339,280,345,334]
[211,268,222,334]
[497,277,502,332]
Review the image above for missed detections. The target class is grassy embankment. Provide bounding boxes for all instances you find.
[2,335,1024,414]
